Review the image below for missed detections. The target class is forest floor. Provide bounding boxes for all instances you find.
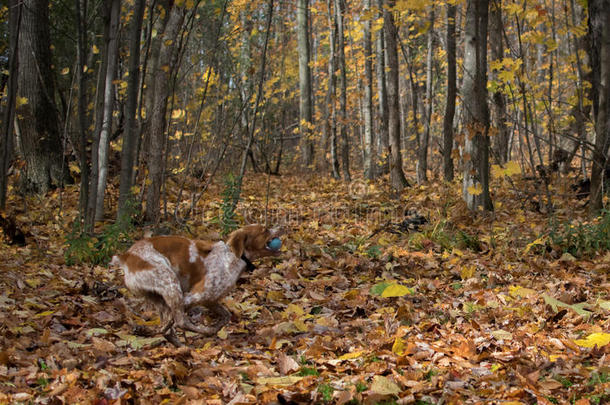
[0,171,609,404]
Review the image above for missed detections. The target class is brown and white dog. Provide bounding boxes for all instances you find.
[111,224,282,346]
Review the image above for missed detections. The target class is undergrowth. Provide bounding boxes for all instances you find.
[64,200,136,265]
[212,173,241,236]
[547,209,610,257]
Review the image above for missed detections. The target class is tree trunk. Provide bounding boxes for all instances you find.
[0,0,21,208]
[335,0,351,181]
[297,0,315,169]
[92,0,121,222]
[15,0,70,194]
[489,0,509,164]
[384,0,409,192]
[443,3,456,181]
[376,0,389,174]
[589,0,610,213]
[326,0,341,179]
[118,0,146,222]
[462,0,493,211]
[145,5,186,223]
[362,0,375,179]
[75,0,91,219]
[417,9,434,184]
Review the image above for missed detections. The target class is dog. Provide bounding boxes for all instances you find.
[111,224,283,346]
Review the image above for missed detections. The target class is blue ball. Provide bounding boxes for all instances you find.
[267,237,282,251]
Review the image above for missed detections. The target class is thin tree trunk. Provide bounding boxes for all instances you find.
[327,0,341,179]
[443,3,456,181]
[0,1,21,208]
[376,0,389,174]
[93,0,121,222]
[363,0,375,179]
[298,0,315,168]
[335,0,351,181]
[233,0,275,209]
[462,0,492,211]
[417,9,434,184]
[118,0,145,222]
[384,0,409,192]
[589,0,610,213]
[489,0,509,164]
[75,0,91,219]
[145,5,186,223]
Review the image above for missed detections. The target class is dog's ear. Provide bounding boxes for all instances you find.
[227,228,247,259]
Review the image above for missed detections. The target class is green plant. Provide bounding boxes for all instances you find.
[355,381,367,393]
[548,209,610,257]
[298,366,319,376]
[588,371,609,385]
[456,230,482,251]
[317,383,333,402]
[64,201,136,265]
[213,173,241,236]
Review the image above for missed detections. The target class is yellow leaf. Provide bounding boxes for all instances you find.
[284,304,305,317]
[392,337,405,355]
[61,67,70,75]
[217,328,228,339]
[92,44,99,54]
[370,375,401,396]
[574,332,610,348]
[460,265,476,280]
[34,310,55,318]
[505,161,521,176]
[381,283,413,297]
[338,350,366,360]
[171,109,184,119]
[467,183,483,196]
[256,376,304,386]
[16,96,28,107]
[266,291,285,302]
[524,236,546,253]
[509,285,537,298]
[25,278,41,288]
[293,319,309,332]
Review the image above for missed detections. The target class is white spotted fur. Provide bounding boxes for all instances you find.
[184,242,245,306]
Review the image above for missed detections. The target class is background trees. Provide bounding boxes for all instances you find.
[1,0,609,224]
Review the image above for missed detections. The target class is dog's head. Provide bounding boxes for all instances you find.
[227,224,284,261]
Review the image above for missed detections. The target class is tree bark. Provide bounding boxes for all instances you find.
[384,0,409,192]
[15,0,70,194]
[297,0,315,169]
[589,0,610,213]
[92,0,121,222]
[443,3,456,181]
[375,0,389,174]
[326,0,341,179]
[417,9,434,184]
[362,0,375,179]
[0,0,21,208]
[118,0,146,222]
[145,5,186,223]
[462,0,493,211]
[75,0,91,219]
[335,0,351,181]
[489,0,509,164]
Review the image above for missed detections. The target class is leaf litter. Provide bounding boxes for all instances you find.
[0,174,608,404]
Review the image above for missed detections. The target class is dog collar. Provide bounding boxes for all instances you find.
[241,254,256,271]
